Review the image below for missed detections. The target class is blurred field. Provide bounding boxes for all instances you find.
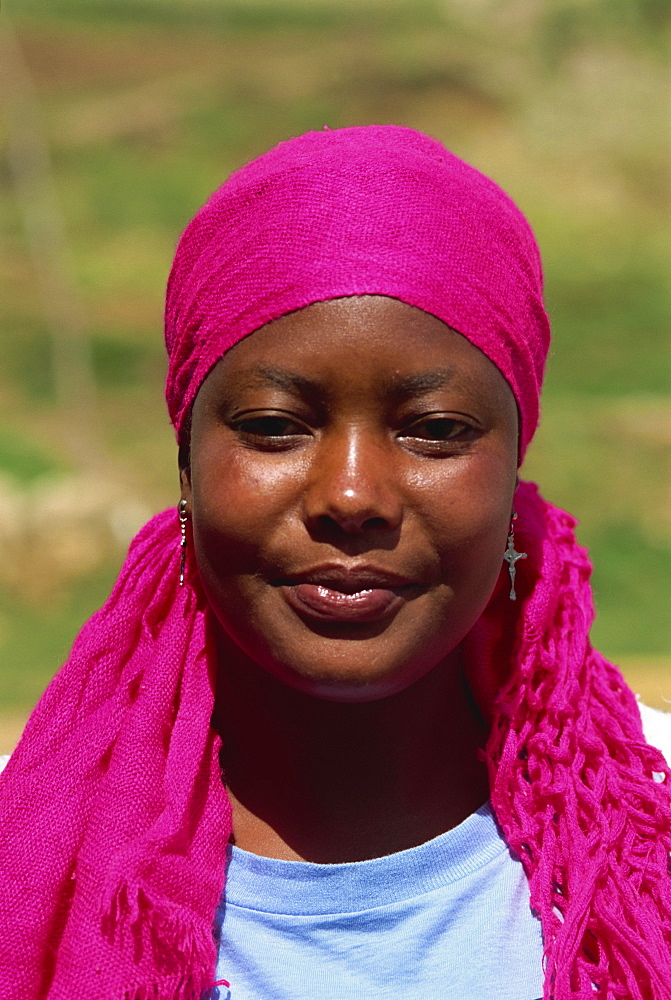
[0,0,669,718]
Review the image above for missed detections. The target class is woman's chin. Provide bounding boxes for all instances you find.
[254,650,450,704]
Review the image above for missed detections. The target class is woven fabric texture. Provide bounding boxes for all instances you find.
[165,126,549,459]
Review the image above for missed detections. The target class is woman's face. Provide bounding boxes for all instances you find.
[182,296,519,701]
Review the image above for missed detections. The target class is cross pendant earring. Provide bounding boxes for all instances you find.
[178,499,188,586]
[503,514,527,601]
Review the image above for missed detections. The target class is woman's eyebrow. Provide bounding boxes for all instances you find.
[387,368,459,398]
[237,364,485,404]
[389,367,502,411]
[242,365,459,395]
[241,364,323,404]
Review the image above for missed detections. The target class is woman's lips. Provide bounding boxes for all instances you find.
[281,570,419,622]
[282,581,416,622]
[275,564,424,623]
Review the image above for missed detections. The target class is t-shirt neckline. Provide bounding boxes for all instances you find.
[223,800,508,916]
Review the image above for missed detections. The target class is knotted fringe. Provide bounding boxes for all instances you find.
[122,973,223,1000]
[101,882,228,1000]
[487,482,671,1000]
[101,881,216,977]
[0,509,230,999]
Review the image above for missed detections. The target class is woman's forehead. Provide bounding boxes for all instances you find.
[195,296,518,424]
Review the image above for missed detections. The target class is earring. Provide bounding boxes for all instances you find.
[503,513,526,601]
[178,499,188,586]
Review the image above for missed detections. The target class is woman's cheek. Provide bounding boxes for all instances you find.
[412,452,515,545]
[194,448,302,545]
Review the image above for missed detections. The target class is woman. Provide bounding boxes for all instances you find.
[0,126,669,1000]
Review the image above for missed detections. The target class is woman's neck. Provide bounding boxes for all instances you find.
[213,641,490,863]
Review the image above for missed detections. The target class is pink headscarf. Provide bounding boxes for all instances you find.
[165,126,548,458]
[0,126,669,1000]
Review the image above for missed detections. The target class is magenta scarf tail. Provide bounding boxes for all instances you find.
[0,509,231,999]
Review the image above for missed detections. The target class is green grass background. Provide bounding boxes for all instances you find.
[0,0,669,716]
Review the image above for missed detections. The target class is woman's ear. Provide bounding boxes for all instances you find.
[179,459,192,506]
[511,473,520,518]
[178,408,193,502]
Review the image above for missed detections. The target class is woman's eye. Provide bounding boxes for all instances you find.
[402,417,469,442]
[233,415,307,439]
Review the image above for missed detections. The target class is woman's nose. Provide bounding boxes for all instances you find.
[301,429,403,536]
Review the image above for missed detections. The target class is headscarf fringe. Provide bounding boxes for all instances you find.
[123,971,219,1000]
[486,483,671,999]
[101,878,215,972]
